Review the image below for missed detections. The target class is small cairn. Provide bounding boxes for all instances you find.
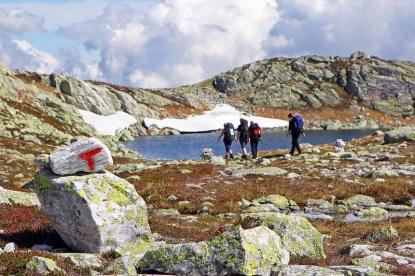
[201,148,214,161]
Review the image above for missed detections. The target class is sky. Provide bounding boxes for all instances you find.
[0,0,414,88]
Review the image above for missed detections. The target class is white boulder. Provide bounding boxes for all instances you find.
[49,138,113,175]
[34,169,151,253]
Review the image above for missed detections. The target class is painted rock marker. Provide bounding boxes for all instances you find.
[49,138,113,175]
[79,147,102,171]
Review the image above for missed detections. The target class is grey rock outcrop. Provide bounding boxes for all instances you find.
[138,226,289,275]
[384,127,415,143]
[241,212,326,260]
[34,169,151,253]
[49,138,113,175]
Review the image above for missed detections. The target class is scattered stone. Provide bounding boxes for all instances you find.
[260,158,271,166]
[113,163,148,174]
[34,169,151,253]
[242,212,326,260]
[32,244,53,251]
[356,207,388,219]
[232,167,287,177]
[167,195,178,201]
[286,172,301,179]
[201,148,213,160]
[276,265,342,276]
[384,127,415,144]
[210,156,226,166]
[0,187,40,206]
[126,175,141,182]
[152,208,180,217]
[49,138,113,175]
[34,154,50,168]
[367,226,399,242]
[14,173,24,179]
[180,169,192,174]
[26,256,63,274]
[4,242,16,253]
[344,195,377,208]
[56,253,103,269]
[138,226,289,275]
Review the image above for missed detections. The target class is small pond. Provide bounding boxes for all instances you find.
[122,129,375,160]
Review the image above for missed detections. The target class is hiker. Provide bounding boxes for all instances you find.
[248,121,262,159]
[217,123,235,158]
[287,113,304,155]
[236,118,249,159]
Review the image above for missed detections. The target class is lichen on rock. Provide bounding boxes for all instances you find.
[34,169,151,253]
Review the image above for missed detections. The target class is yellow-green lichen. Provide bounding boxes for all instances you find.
[35,173,52,190]
[79,190,86,198]
[126,210,135,221]
[107,191,130,206]
[91,194,101,204]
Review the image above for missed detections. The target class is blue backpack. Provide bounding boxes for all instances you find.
[293,115,304,133]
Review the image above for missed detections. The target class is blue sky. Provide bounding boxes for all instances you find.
[0,0,414,88]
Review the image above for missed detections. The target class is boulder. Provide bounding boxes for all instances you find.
[276,265,342,276]
[138,226,289,275]
[34,169,151,253]
[367,226,399,242]
[56,253,103,269]
[49,138,113,175]
[384,127,415,144]
[241,212,326,260]
[26,256,63,274]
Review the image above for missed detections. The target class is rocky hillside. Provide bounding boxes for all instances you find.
[1,51,415,141]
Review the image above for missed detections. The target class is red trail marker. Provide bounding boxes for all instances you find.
[79,147,102,171]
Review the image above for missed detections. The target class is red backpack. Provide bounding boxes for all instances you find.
[249,123,261,139]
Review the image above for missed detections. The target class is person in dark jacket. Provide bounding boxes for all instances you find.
[217,123,235,158]
[236,118,249,159]
[287,113,302,155]
[248,121,262,159]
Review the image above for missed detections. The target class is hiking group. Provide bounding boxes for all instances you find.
[218,113,304,159]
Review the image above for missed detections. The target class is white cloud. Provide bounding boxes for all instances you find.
[11,39,60,73]
[62,0,280,87]
[264,34,294,49]
[272,0,415,61]
[0,8,43,33]
[129,70,168,88]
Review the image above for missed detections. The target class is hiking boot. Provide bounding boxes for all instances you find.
[230,154,234,159]
[242,154,248,160]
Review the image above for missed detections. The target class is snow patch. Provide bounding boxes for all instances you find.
[78,109,137,136]
[144,104,287,133]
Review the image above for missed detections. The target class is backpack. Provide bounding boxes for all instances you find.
[249,123,261,139]
[240,119,249,133]
[293,115,304,133]
[239,119,249,139]
[224,123,235,139]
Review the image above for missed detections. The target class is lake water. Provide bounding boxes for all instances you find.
[122,129,375,160]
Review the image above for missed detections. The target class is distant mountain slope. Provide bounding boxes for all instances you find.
[1,51,415,144]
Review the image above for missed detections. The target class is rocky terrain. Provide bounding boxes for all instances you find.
[0,52,415,275]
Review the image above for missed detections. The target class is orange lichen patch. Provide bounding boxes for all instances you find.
[149,214,235,243]
[0,137,55,190]
[14,73,57,95]
[0,251,91,275]
[162,104,206,118]
[295,218,415,268]
[87,80,132,93]
[0,204,65,249]
[128,164,218,211]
